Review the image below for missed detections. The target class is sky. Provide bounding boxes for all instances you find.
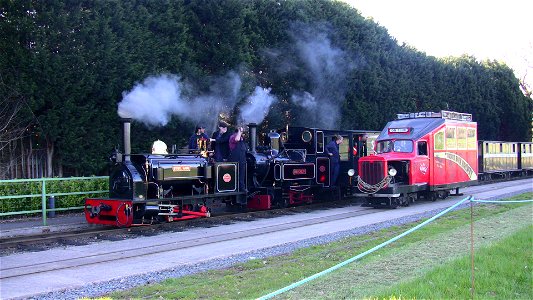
[343,0,533,92]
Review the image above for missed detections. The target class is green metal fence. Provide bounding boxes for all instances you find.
[0,176,108,226]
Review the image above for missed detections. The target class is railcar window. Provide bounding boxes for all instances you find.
[457,127,467,149]
[467,128,476,149]
[446,127,456,149]
[434,130,445,150]
[513,144,516,153]
[530,144,532,153]
[377,140,413,153]
[417,141,428,156]
[500,143,503,153]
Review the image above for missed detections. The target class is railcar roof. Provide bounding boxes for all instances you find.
[377,118,446,141]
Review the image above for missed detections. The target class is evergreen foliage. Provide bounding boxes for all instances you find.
[1,0,531,175]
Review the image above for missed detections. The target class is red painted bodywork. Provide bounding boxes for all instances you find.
[248,195,272,210]
[358,117,478,192]
[429,124,478,185]
[288,190,313,205]
[85,198,133,227]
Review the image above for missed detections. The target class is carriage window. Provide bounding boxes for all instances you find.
[353,137,359,157]
[513,144,516,153]
[499,143,503,153]
[418,141,428,156]
[339,135,349,161]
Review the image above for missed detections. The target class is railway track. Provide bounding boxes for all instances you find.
[0,199,356,254]
[1,176,529,254]
[1,205,378,280]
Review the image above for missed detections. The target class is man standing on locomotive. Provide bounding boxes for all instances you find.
[210,121,231,162]
[188,125,209,153]
[326,134,343,186]
[229,126,248,199]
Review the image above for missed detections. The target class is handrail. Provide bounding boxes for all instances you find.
[0,176,108,226]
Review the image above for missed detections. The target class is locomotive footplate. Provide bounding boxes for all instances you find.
[85,198,134,227]
[288,186,313,205]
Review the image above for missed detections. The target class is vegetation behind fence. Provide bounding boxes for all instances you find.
[0,177,108,215]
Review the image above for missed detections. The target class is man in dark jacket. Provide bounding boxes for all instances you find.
[188,125,209,151]
[229,126,248,198]
[325,134,344,186]
[210,121,231,162]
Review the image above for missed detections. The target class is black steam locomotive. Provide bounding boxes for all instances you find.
[84,119,379,227]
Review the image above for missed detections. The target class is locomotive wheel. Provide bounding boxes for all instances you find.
[424,192,438,202]
[399,195,410,207]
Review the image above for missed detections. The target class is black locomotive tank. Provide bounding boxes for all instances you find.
[109,154,209,201]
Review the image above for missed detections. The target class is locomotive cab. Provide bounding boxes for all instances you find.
[279,126,380,198]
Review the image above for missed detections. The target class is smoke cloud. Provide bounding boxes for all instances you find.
[118,74,183,126]
[118,22,356,132]
[239,87,278,124]
[264,22,358,129]
[290,91,317,109]
[290,22,355,129]
[117,72,242,130]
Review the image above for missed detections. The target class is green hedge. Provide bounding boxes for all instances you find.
[0,177,108,215]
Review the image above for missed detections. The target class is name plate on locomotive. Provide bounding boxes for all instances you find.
[172,166,191,172]
[157,162,201,180]
[282,163,315,180]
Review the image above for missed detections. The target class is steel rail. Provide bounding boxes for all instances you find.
[0,206,377,279]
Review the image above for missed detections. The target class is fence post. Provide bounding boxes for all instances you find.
[48,195,56,218]
[41,178,47,226]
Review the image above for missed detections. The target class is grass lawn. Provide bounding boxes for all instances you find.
[106,193,532,299]
[372,225,532,299]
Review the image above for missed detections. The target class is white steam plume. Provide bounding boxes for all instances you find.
[239,86,278,124]
[118,74,183,126]
[117,72,242,129]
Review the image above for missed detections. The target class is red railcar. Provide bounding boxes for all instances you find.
[356,111,478,207]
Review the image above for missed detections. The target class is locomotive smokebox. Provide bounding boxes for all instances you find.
[122,118,132,161]
[248,123,257,153]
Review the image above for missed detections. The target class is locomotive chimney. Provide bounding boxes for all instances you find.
[248,123,257,153]
[122,118,132,161]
